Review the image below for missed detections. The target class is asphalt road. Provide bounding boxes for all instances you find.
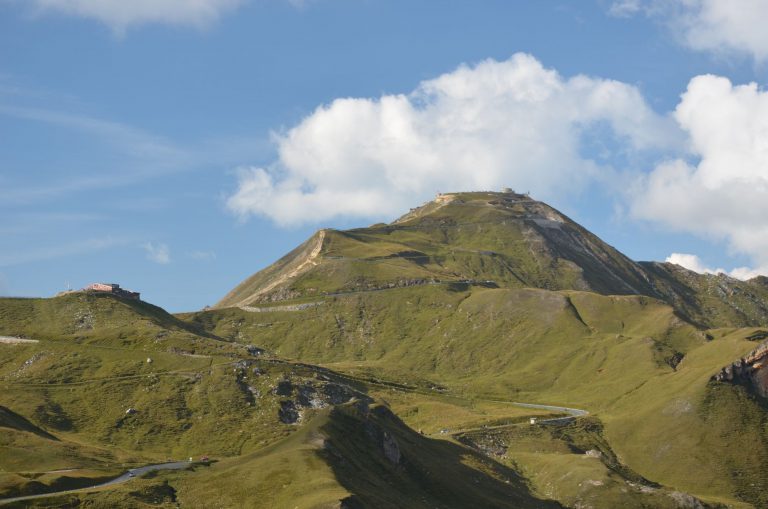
[0,461,193,506]
[511,401,588,424]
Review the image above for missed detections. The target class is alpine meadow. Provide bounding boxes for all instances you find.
[3,1,768,508]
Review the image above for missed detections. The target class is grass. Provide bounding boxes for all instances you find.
[0,306,326,502]
[368,390,558,435]
[164,402,563,509]
[3,206,768,508]
[184,283,767,507]
[215,191,768,329]
[215,192,659,309]
[0,292,229,353]
[0,291,563,507]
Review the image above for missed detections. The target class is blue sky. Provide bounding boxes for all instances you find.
[2,0,768,311]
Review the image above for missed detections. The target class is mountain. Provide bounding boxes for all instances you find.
[216,190,768,328]
[640,261,768,328]
[4,191,768,508]
[0,291,222,348]
[0,293,564,508]
[217,191,657,307]
[189,190,768,507]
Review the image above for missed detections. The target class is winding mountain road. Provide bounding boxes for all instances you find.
[511,401,588,424]
[0,461,193,506]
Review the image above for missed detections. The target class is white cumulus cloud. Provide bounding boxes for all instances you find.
[609,0,768,61]
[27,0,245,33]
[666,253,724,274]
[227,53,679,226]
[143,242,171,264]
[665,253,764,280]
[632,74,768,278]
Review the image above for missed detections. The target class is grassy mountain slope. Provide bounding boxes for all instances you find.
[173,403,561,509]
[190,285,703,402]
[186,284,767,506]
[215,190,768,328]
[5,191,768,507]
[0,294,569,508]
[0,292,222,349]
[642,262,768,328]
[215,191,659,309]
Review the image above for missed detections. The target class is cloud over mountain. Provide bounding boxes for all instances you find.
[633,75,768,278]
[227,53,678,226]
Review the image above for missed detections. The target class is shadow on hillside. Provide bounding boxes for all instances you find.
[318,404,562,509]
[0,406,59,441]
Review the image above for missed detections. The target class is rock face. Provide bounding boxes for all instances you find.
[278,401,300,424]
[275,378,370,424]
[712,339,768,398]
[381,431,401,465]
[363,407,401,466]
[668,491,706,509]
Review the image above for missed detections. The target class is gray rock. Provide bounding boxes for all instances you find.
[278,400,300,424]
[382,431,400,465]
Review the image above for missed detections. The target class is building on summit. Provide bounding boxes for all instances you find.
[83,283,140,301]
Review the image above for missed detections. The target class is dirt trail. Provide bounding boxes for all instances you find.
[236,230,326,308]
[0,337,38,344]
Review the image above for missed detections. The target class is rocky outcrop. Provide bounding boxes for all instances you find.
[240,302,324,313]
[363,407,401,466]
[381,431,401,465]
[278,400,300,424]
[712,339,768,398]
[274,378,371,424]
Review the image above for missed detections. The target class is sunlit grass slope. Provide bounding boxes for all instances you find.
[216,191,658,308]
[186,283,768,506]
[173,403,561,509]
[0,292,223,350]
[215,190,768,328]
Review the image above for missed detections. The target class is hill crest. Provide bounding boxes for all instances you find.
[217,190,768,328]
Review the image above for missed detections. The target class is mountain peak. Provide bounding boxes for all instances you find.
[215,191,768,328]
[392,190,557,225]
[216,190,654,308]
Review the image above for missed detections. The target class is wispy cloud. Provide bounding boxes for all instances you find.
[0,104,187,163]
[143,242,171,264]
[0,211,106,235]
[22,0,247,35]
[0,236,133,267]
[188,250,216,261]
[0,103,273,205]
[13,0,315,35]
[608,0,768,62]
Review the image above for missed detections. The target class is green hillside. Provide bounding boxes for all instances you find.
[215,190,768,328]
[186,282,768,506]
[188,285,702,401]
[0,292,222,350]
[0,293,565,508]
[3,191,768,508]
[216,191,658,308]
[641,262,768,328]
